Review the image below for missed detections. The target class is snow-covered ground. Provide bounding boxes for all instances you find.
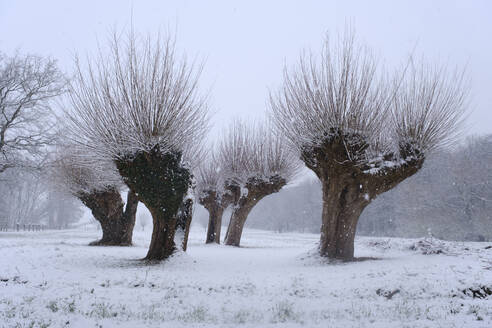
[1,226,491,328]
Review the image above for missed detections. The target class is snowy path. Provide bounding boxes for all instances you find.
[1,227,491,327]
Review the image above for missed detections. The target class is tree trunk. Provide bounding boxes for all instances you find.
[214,212,222,243]
[176,199,193,251]
[318,178,369,260]
[206,205,224,244]
[115,148,192,261]
[300,134,425,261]
[145,206,178,260]
[200,188,235,244]
[119,190,139,245]
[224,205,254,246]
[224,175,286,247]
[82,189,138,246]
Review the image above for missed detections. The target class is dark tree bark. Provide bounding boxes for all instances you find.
[224,202,255,247]
[146,206,178,260]
[224,176,286,247]
[80,189,138,246]
[120,191,139,243]
[302,131,424,260]
[205,204,224,244]
[176,198,193,251]
[115,147,191,261]
[200,189,235,244]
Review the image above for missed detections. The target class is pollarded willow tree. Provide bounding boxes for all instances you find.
[221,120,300,246]
[54,148,138,246]
[270,32,468,260]
[196,152,235,244]
[65,31,209,260]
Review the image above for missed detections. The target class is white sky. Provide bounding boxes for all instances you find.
[1,0,491,138]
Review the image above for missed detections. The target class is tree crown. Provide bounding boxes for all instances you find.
[64,30,210,166]
[218,119,300,187]
[270,32,468,172]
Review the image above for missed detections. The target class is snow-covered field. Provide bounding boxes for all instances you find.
[1,226,491,328]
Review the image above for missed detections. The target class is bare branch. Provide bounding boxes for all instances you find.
[271,31,468,172]
[218,119,300,186]
[50,145,123,197]
[63,30,210,165]
[391,59,468,155]
[270,32,392,159]
[196,147,222,195]
[0,51,65,173]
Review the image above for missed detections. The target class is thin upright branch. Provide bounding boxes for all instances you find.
[218,119,300,186]
[64,30,210,165]
[51,145,123,197]
[270,31,468,168]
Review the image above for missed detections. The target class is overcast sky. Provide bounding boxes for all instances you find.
[1,0,491,138]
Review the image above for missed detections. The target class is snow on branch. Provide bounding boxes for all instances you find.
[391,59,468,156]
[270,30,468,170]
[218,119,300,186]
[269,32,391,155]
[51,145,123,197]
[63,29,210,165]
[196,149,222,195]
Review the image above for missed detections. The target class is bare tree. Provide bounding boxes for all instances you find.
[53,148,138,246]
[196,151,234,244]
[0,52,64,174]
[64,30,209,260]
[220,120,300,246]
[270,31,468,260]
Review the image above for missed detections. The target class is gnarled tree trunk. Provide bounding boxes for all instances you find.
[224,176,286,247]
[80,189,138,246]
[304,134,424,261]
[145,198,193,258]
[146,207,178,260]
[201,189,235,244]
[318,176,370,259]
[115,148,191,261]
